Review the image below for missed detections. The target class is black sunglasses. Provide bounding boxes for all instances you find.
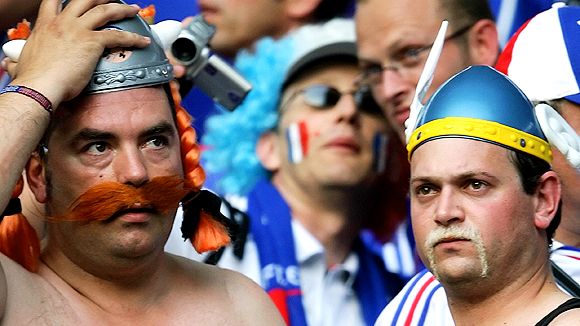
[281,84,384,116]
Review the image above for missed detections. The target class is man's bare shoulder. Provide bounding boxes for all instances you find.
[546,301,580,326]
[0,252,284,324]
[0,253,81,324]
[167,254,285,325]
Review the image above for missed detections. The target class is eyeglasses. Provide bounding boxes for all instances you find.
[358,23,475,89]
[280,84,383,116]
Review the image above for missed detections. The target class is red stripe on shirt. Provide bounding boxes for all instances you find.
[564,255,580,261]
[404,275,436,326]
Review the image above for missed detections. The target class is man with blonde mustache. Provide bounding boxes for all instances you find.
[381,65,580,325]
[376,5,580,324]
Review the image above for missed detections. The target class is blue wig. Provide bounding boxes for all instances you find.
[201,36,295,195]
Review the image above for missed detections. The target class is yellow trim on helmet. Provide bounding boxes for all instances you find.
[407,117,553,163]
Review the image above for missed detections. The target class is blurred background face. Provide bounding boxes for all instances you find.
[198,0,289,57]
[355,0,480,141]
[274,62,388,190]
[0,0,41,31]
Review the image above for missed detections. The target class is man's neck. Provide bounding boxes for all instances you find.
[271,174,367,266]
[40,242,171,314]
[447,261,571,325]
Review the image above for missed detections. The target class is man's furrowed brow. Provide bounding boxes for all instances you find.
[453,171,498,182]
[411,171,499,185]
[410,176,437,184]
[358,57,380,67]
[73,128,115,143]
[70,122,176,145]
[140,122,177,138]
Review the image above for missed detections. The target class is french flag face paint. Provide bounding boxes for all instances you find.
[372,133,388,173]
[286,121,309,164]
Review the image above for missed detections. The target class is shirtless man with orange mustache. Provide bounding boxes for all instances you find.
[0,0,283,324]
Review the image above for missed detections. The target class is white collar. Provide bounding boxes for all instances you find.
[291,218,359,285]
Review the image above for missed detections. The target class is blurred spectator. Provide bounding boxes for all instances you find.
[0,0,39,87]
[184,0,353,135]
[197,0,352,58]
[166,19,405,326]
[0,0,41,31]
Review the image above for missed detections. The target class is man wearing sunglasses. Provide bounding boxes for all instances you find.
[180,19,406,326]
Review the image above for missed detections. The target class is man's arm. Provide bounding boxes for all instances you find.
[0,0,150,212]
[0,0,150,315]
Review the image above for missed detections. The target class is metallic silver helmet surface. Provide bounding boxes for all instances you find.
[63,0,174,94]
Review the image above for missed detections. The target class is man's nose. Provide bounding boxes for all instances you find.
[379,68,410,102]
[114,148,149,187]
[433,187,465,227]
[334,93,359,123]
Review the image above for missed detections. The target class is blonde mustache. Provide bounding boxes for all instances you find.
[424,224,488,280]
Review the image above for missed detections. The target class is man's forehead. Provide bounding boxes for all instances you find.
[356,0,442,17]
[411,138,514,176]
[51,86,174,137]
[355,0,443,58]
[285,63,358,89]
[72,87,169,108]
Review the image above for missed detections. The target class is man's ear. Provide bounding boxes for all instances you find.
[284,0,322,20]
[533,171,561,230]
[466,19,499,66]
[256,131,281,172]
[25,153,48,204]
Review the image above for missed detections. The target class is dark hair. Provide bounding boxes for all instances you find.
[312,0,352,22]
[439,0,493,25]
[508,150,561,245]
[439,0,493,49]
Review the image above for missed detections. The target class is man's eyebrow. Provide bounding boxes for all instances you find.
[358,41,403,67]
[453,171,498,182]
[139,121,176,139]
[410,171,499,184]
[69,122,176,145]
[73,128,115,143]
[358,57,380,67]
[410,176,436,184]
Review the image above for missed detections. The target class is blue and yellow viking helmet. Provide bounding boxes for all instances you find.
[406,65,553,164]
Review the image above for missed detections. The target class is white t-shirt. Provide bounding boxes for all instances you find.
[374,240,580,326]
